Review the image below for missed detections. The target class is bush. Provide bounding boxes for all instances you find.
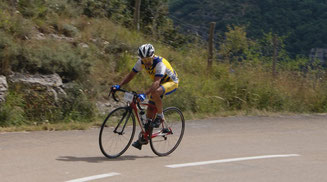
[61,83,96,122]
[10,41,91,82]
[62,24,79,37]
[0,92,26,127]
[0,11,34,39]
[0,31,16,75]
[81,0,131,22]
[18,0,48,18]
[10,15,35,39]
[6,82,96,124]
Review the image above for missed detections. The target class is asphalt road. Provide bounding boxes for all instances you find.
[1,114,327,182]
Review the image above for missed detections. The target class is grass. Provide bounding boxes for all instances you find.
[0,122,95,132]
[0,109,300,133]
[1,1,327,131]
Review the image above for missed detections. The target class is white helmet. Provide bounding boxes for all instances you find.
[138,44,155,58]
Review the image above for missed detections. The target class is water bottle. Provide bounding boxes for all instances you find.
[139,110,146,125]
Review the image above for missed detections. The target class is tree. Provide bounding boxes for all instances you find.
[218,25,250,63]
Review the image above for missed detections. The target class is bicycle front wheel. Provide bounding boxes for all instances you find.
[99,107,135,158]
[150,107,185,156]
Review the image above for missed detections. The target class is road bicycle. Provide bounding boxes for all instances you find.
[99,88,185,158]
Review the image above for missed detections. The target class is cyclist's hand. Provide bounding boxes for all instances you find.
[112,85,120,90]
[137,94,146,102]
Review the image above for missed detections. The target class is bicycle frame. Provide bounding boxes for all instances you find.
[131,101,173,140]
[111,88,173,141]
[130,100,164,140]
[100,88,183,158]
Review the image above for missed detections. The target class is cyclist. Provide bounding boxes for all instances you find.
[112,43,179,150]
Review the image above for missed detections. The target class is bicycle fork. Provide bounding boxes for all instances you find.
[113,108,131,135]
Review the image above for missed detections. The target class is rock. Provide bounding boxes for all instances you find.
[9,72,63,87]
[34,32,46,40]
[49,34,74,42]
[96,99,125,115]
[0,75,8,103]
[79,43,89,48]
[8,72,66,102]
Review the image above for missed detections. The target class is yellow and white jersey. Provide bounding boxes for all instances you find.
[132,55,179,84]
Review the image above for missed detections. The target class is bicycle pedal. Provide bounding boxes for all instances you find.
[137,132,148,145]
[132,141,142,150]
[162,128,170,134]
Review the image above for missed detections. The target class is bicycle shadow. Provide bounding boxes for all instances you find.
[56,155,156,163]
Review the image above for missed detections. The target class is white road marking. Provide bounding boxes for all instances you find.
[166,154,301,168]
[0,131,30,134]
[65,173,120,182]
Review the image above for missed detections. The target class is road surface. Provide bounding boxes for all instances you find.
[1,114,327,182]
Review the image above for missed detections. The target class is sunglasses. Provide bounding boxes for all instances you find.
[141,57,153,64]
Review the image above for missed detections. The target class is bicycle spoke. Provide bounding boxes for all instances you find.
[150,107,185,156]
[99,107,135,158]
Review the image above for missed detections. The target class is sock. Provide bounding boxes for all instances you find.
[157,112,164,119]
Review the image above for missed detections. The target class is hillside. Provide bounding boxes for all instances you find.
[1,0,327,129]
[169,0,327,57]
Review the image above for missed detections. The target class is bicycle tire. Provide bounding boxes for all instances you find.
[150,107,185,156]
[99,107,135,158]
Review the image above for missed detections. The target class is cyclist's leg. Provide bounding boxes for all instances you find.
[150,87,164,114]
[148,81,178,114]
[146,103,155,121]
[133,89,164,150]
[160,81,178,98]
[149,81,178,127]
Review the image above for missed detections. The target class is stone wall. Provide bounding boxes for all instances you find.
[0,75,8,103]
[7,72,66,102]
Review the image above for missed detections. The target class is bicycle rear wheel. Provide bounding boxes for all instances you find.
[99,107,135,158]
[150,107,185,156]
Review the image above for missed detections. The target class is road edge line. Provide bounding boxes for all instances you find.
[166,154,301,168]
[65,172,120,182]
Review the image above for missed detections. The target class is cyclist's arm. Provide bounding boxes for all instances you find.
[120,71,137,86]
[145,76,162,95]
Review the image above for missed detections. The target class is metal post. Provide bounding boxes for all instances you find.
[273,34,278,78]
[134,0,141,31]
[208,22,216,69]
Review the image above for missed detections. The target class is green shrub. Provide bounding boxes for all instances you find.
[9,82,62,123]
[164,78,199,112]
[60,83,96,122]
[47,0,82,17]
[0,31,14,75]
[310,95,327,112]
[18,0,48,18]
[62,24,79,37]
[12,16,34,39]
[0,11,34,39]
[7,82,96,124]
[254,86,286,111]
[81,0,131,22]
[10,41,91,82]
[0,92,26,127]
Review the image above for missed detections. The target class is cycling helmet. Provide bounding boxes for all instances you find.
[138,44,155,58]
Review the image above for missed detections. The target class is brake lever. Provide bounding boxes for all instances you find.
[112,89,119,102]
[108,88,120,102]
[134,92,145,111]
[108,89,113,98]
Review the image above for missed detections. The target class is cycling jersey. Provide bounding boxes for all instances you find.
[132,56,179,84]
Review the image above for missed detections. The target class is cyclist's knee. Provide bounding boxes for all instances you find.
[151,87,163,97]
[147,105,154,112]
